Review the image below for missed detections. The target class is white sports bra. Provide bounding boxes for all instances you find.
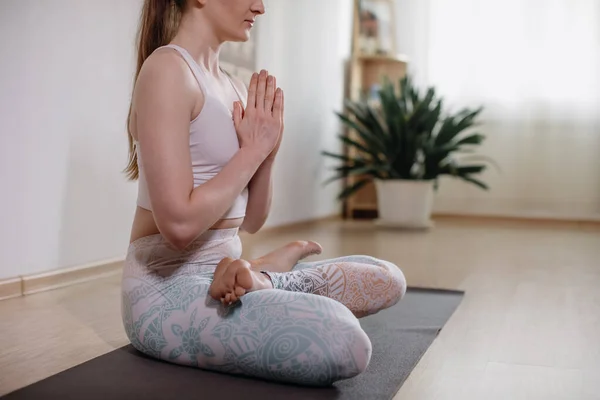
[136,44,248,219]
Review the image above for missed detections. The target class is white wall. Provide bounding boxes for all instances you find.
[256,0,353,228]
[0,1,142,280]
[0,0,353,279]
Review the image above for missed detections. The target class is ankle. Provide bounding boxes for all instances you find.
[259,270,275,289]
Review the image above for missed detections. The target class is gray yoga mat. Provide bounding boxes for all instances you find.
[2,288,463,400]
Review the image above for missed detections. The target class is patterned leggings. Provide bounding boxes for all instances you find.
[121,228,406,387]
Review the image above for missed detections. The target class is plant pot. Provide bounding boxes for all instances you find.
[374,179,435,229]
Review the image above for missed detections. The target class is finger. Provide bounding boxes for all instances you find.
[232,102,242,129]
[272,76,277,112]
[234,286,246,298]
[280,88,285,122]
[222,259,242,292]
[264,75,275,111]
[256,70,267,111]
[222,293,231,305]
[247,73,258,109]
[273,88,283,118]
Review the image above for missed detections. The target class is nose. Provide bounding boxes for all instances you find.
[251,0,265,15]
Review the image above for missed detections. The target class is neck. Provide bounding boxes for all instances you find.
[171,11,223,76]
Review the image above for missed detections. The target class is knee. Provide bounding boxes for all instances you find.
[282,295,372,386]
[322,315,372,385]
[324,300,373,381]
[346,322,372,378]
[387,262,407,305]
[364,256,407,305]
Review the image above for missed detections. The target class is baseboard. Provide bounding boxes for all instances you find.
[0,258,124,301]
[0,278,23,301]
[21,258,124,296]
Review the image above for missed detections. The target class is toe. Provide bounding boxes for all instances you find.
[309,241,323,254]
[234,286,246,297]
[222,293,232,305]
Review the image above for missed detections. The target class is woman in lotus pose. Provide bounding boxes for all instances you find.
[121,0,407,386]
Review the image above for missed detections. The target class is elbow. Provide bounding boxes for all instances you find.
[159,220,199,250]
[240,219,264,235]
[152,201,211,250]
[241,226,258,235]
[165,225,195,250]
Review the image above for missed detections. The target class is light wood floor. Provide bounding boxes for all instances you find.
[1,217,599,399]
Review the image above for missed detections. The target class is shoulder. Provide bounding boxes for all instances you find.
[135,48,198,100]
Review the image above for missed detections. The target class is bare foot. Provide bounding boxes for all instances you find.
[209,257,273,305]
[250,240,323,273]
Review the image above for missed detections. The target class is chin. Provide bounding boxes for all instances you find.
[235,33,251,42]
[225,29,252,43]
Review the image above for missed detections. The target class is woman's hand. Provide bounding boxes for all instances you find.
[264,76,284,162]
[233,70,283,161]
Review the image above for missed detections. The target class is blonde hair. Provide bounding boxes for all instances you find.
[124,0,185,180]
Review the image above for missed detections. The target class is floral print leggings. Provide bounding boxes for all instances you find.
[121,228,406,387]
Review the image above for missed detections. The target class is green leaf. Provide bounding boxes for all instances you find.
[455,165,487,175]
[455,107,484,132]
[322,173,345,186]
[337,134,381,161]
[363,106,392,152]
[348,165,387,179]
[453,133,485,146]
[321,151,364,165]
[460,154,501,172]
[336,178,371,200]
[322,163,385,186]
[458,175,489,190]
[336,112,388,154]
[434,107,483,146]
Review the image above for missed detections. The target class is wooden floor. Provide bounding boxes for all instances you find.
[0,217,599,399]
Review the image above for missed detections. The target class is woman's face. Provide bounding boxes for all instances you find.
[201,0,265,42]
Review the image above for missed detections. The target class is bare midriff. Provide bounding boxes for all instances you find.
[129,206,244,244]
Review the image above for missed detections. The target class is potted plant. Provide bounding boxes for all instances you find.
[322,75,494,228]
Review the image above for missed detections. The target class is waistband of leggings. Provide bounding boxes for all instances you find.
[129,227,240,250]
[197,227,239,241]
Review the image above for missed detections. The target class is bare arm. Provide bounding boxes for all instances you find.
[241,158,275,233]
[134,53,281,249]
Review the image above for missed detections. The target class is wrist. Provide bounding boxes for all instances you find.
[260,156,276,167]
[238,147,268,168]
